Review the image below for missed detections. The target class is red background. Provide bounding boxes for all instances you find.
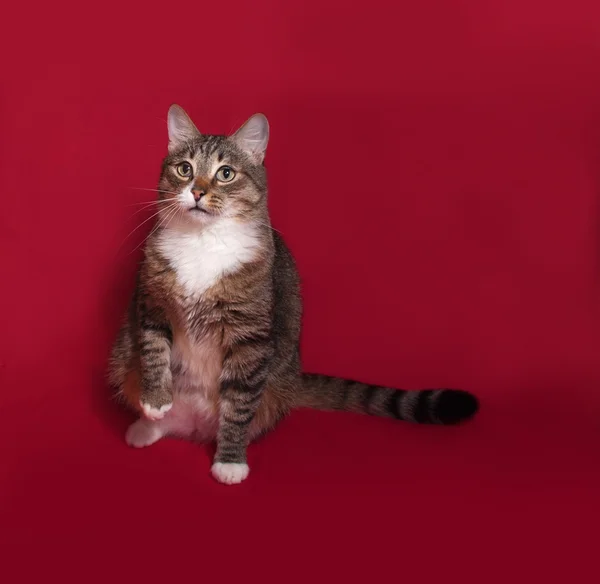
[1,0,599,581]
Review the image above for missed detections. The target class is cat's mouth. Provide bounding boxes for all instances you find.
[189,206,208,214]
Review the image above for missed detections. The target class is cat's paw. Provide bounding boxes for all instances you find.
[125,419,164,448]
[211,462,250,485]
[140,401,172,421]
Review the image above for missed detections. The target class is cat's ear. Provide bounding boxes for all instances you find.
[167,104,200,152]
[231,114,269,163]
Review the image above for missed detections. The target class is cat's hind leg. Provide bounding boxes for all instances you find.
[123,378,197,448]
[124,404,198,448]
[120,368,170,448]
[125,417,166,448]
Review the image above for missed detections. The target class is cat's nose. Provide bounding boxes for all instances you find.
[192,188,205,202]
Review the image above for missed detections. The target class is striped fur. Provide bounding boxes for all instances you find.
[108,105,479,485]
[297,375,478,425]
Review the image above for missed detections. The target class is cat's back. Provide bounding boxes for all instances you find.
[272,231,299,288]
[270,231,302,371]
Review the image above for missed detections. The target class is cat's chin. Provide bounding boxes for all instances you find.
[186,207,216,224]
[189,207,209,216]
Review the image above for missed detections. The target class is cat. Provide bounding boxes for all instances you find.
[108,105,479,485]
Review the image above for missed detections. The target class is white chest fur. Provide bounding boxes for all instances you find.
[157,218,260,298]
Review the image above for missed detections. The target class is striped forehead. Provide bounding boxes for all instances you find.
[185,137,233,178]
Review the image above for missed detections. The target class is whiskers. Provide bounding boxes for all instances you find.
[129,187,180,197]
[118,186,281,258]
[255,219,281,234]
[127,202,182,256]
[236,211,281,234]
[117,192,181,255]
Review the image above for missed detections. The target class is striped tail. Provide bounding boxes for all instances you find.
[297,373,479,425]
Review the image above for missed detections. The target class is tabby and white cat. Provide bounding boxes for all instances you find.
[108,105,479,485]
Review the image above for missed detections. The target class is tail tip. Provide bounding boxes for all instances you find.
[435,390,479,424]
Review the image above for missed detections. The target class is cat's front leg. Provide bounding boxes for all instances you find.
[212,337,273,485]
[138,301,173,420]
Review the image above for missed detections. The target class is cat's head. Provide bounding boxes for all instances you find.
[157,104,269,226]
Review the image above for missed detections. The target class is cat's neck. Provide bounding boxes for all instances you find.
[153,216,263,297]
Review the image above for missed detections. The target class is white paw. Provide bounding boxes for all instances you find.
[125,419,164,448]
[140,401,172,421]
[211,462,250,485]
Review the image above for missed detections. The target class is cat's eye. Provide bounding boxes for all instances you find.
[176,162,193,178]
[215,165,235,182]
